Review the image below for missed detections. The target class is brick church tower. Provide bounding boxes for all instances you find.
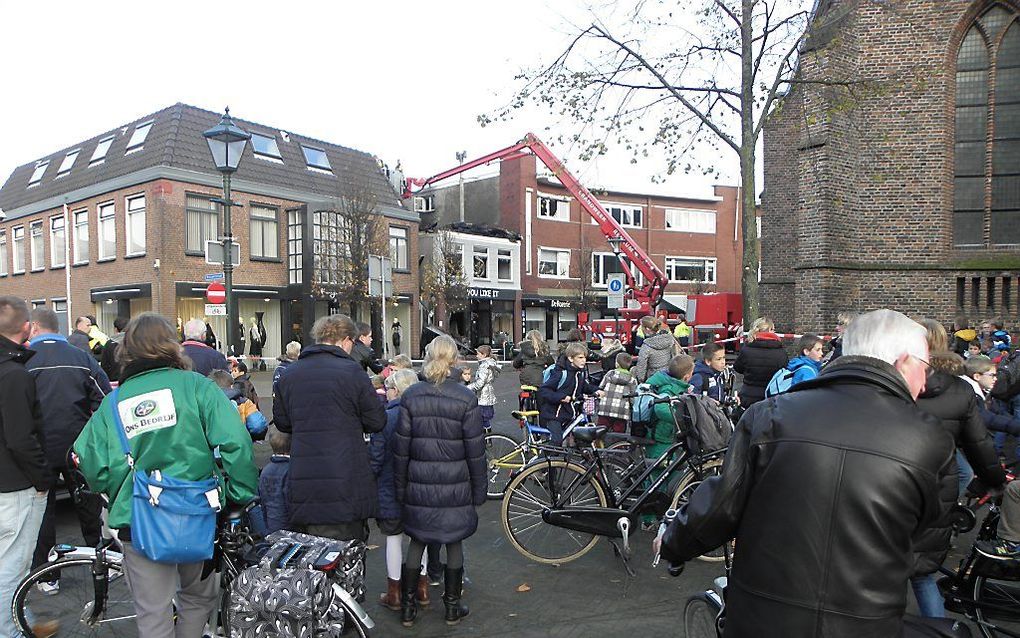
[762,0,1020,333]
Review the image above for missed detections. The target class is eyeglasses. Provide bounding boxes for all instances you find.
[912,355,931,368]
[982,371,998,377]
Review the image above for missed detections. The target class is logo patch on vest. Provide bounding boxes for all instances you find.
[119,389,178,438]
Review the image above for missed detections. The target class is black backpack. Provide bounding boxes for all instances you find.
[678,394,733,453]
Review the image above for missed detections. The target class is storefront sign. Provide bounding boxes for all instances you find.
[469,287,515,300]
[550,299,572,309]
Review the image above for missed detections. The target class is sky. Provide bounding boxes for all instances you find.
[0,1,743,202]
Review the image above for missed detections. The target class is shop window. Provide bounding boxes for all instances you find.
[538,247,570,277]
[497,248,513,281]
[73,209,89,264]
[538,195,569,221]
[665,208,716,234]
[389,226,408,270]
[473,245,489,279]
[12,226,25,273]
[592,252,644,287]
[186,195,219,255]
[126,195,146,256]
[665,256,717,283]
[50,216,65,267]
[250,205,279,259]
[30,221,44,271]
[98,202,116,260]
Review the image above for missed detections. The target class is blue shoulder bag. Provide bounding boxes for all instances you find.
[109,387,221,564]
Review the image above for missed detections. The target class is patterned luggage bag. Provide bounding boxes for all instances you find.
[228,531,367,637]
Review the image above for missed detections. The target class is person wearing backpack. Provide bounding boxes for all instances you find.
[765,334,824,397]
[641,355,696,529]
[73,313,258,638]
[733,317,788,407]
[538,342,604,446]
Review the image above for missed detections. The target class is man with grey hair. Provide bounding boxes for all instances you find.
[0,296,53,638]
[658,309,957,637]
[181,318,228,377]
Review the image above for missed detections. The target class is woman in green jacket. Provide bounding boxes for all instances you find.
[74,313,258,638]
[641,355,695,528]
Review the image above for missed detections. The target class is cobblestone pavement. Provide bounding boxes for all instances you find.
[51,361,997,636]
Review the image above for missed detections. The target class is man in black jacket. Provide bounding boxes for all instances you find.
[658,309,955,638]
[67,316,91,353]
[352,322,386,374]
[274,314,386,542]
[26,308,111,585]
[0,296,53,638]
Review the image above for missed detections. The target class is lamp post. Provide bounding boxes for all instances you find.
[203,108,250,357]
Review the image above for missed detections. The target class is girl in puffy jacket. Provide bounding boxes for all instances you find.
[393,336,487,628]
[468,345,501,432]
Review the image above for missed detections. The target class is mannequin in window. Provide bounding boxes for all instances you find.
[391,318,402,355]
[249,316,267,371]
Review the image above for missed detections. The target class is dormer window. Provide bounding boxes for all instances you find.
[57,150,80,177]
[90,136,115,166]
[301,145,332,173]
[28,161,49,186]
[126,121,153,152]
[252,133,283,161]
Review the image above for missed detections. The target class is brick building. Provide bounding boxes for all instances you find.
[762,0,1020,332]
[0,103,420,361]
[416,153,750,346]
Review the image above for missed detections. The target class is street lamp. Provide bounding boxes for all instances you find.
[203,107,250,357]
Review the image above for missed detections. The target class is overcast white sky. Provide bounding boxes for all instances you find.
[0,1,741,201]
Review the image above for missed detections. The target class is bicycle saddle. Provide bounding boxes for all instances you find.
[512,410,540,420]
[604,433,656,447]
[571,426,608,444]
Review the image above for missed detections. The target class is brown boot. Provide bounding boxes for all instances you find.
[379,578,401,611]
[417,574,431,606]
[32,621,59,638]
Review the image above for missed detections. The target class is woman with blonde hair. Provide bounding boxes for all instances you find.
[393,336,486,627]
[733,316,787,407]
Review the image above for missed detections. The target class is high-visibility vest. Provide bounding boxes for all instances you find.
[673,322,691,339]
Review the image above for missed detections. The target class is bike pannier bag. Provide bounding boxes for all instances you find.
[630,385,658,438]
[109,388,220,564]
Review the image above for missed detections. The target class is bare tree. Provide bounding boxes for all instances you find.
[484,0,901,326]
[420,230,469,328]
[573,236,600,313]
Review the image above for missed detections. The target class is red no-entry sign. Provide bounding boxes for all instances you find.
[206,282,226,304]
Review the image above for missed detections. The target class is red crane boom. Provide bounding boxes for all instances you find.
[404,133,667,327]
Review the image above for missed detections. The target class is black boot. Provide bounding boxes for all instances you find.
[443,566,470,625]
[400,565,419,627]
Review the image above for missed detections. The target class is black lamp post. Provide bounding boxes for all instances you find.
[203,107,250,357]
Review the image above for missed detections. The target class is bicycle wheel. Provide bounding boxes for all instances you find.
[501,459,608,564]
[683,592,722,638]
[14,557,137,637]
[973,573,1020,637]
[485,433,527,500]
[668,458,728,563]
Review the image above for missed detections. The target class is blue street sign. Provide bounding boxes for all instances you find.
[204,272,224,282]
[608,278,624,293]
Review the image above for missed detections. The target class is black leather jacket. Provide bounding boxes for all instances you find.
[661,356,955,638]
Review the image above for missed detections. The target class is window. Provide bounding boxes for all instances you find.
[288,209,304,285]
[538,195,569,221]
[389,226,408,270]
[126,120,153,152]
[665,208,717,234]
[538,247,570,277]
[301,145,332,172]
[50,216,65,267]
[98,203,116,260]
[250,205,279,259]
[497,248,513,281]
[0,230,7,276]
[473,245,489,279]
[53,299,68,334]
[12,226,25,273]
[251,133,282,161]
[413,195,435,213]
[185,195,219,254]
[591,252,644,287]
[73,210,89,264]
[57,150,80,176]
[30,221,43,270]
[90,136,114,166]
[665,256,717,284]
[954,6,1020,246]
[605,204,642,228]
[29,161,49,186]
[126,195,145,255]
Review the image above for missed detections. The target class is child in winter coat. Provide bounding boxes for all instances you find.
[230,360,260,408]
[597,352,637,433]
[468,345,501,432]
[259,428,292,534]
[688,343,728,402]
[962,356,1020,460]
[766,334,823,397]
[209,370,268,440]
[642,355,695,528]
[993,321,1012,354]
[538,342,604,446]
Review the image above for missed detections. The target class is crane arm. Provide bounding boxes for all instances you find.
[403,133,667,315]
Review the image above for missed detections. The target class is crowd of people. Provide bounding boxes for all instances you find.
[7,292,1020,636]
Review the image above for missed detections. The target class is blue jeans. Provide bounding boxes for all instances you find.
[480,405,495,432]
[0,487,48,638]
[957,449,974,497]
[910,574,946,618]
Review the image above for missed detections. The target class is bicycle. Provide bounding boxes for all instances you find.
[500,396,726,573]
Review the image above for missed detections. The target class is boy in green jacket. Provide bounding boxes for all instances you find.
[642,354,695,528]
